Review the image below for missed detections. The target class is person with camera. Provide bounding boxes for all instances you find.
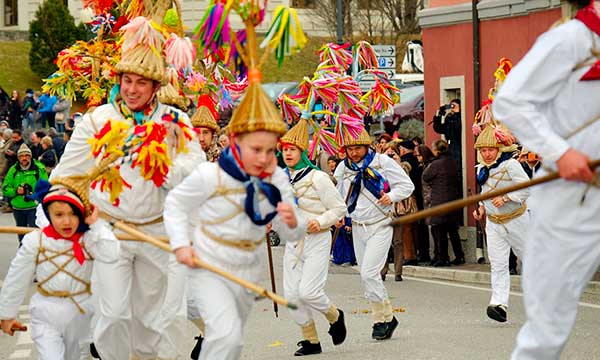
[432,99,463,195]
[1,143,48,244]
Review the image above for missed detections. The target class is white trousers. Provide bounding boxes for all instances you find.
[485,213,528,306]
[93,223,169,360]
[352,220,392,303]
[29,293,92,360]
[512,183,600,360]
[187,269,255,360]
[156,254,189,360]
[283,231,332,326]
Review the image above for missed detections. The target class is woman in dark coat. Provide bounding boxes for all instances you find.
[422,140,464,267]
[8,90,22,130]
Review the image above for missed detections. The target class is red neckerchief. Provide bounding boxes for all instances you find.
[576,2,600,80]
[42,225,85,265]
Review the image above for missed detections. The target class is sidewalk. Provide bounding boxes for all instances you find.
[400,263,600,296]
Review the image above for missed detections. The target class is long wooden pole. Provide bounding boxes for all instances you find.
[392,159,600,226]
[0,226,169,243]
[110,221,297,310]
[265,232,279,317]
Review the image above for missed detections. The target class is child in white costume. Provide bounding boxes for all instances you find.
[493,1,600,357]
[472,125,530,323]
[0,180,119,360]
[164,72,305,359]
[333,129,414,340]
[280,119,348,356]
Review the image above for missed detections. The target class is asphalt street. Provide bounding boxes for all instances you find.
[0,212,599,359]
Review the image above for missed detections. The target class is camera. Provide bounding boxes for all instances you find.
[444,104,453,110]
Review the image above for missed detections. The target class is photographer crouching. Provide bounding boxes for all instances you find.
[1,144,48,245]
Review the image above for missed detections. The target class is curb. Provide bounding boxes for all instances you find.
[401,265,600,296]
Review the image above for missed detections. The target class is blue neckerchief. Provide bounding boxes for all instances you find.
[344,150,390,214]
[218,146,282,226]
[284,166,314,205]
[477,152,513,186]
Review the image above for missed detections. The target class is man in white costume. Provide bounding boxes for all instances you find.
[493,0,600,358]
[50,17,203,360]
[472,125,530,323]
[280,119,348,356]
[333,129,414,340]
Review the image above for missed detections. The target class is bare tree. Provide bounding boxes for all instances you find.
[378,0,423,41]
[309,0,356,42]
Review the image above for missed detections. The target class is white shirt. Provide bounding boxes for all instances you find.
[493,19,600,165]
[0,220,120,319]
[288,168,346,233]
[333,152,415,223]
[163,162,306,273]
[51,103,205,223]
[477,158,531,216]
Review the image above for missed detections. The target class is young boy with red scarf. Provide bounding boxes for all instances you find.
[493,0,600,358]
[0,181,120,360]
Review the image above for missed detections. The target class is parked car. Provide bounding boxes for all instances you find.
[261,82,300,103]
[393,85,424,123]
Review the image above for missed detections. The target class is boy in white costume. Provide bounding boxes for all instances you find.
[472,125,530,323]
[333,129,414,340]
[0,178,120,360]
[493,0,600,357]
[280,119,348,356]
[50,17,203,360]
[164,63,305,359]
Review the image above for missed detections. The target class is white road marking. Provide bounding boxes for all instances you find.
[15,326,32,345]
[19,305,28,311]
[404,276,600,310]
[9,349,31,359]
[18,313,30,320]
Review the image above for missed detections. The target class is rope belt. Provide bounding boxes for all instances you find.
[487,203,527,224]
[37,285,90,314]
[99,211,163,227]
[352,216,390,227]
[201,226,263,251]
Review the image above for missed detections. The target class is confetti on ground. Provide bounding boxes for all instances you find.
[268,341,284,348]
[393,307,406,313]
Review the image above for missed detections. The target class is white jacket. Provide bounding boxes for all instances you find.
[0,220,120,319]
[51,103,205,223]
[477,158,531,217]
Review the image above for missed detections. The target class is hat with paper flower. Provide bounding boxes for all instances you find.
[191,94,220,133]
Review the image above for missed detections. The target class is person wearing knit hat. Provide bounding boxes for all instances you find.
[191,95,221,162]
[48,13,204,360]
[163,4,307,359]
[279,119,348,356]
[0,179,119,360]
[2,143,47,244]
[472,125,530,323]
[492,1,600,357]
[333,128,414,341]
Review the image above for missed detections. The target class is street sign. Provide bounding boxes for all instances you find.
[377,56,395,69]
[372,45,396,57]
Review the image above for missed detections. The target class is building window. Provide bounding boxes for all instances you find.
[291,0,316,9]
[63,0,69,8]
[4,0,18,26]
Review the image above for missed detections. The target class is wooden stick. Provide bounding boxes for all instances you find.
[265,231,279,317]
[111,221,297,310]
[0,226,169,243]
[392,159,600,226]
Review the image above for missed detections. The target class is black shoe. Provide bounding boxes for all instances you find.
[403,259,418,266]
[384,316,399,339]
[372,322,388,340]
[429,257,439,266]
[90,343,101,359]
[417,256,431,263]
[190,336,204,359]
[294,340,322,356]
[395,275,403,282]
[328,309,347,345]
[433,259,451,267]
[451,257,465,266]
[381,273,386,281]
[487,305,507,323]
[477,256,486,264]
[509,268,518,275]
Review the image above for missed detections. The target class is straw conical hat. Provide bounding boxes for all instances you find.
[474,125,501,149]
[191,95,219,132]
[345,128,372,147]
[280,119,309,151]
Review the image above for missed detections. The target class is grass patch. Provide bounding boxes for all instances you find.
[0,41,43,93]
[261,35,328,83]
